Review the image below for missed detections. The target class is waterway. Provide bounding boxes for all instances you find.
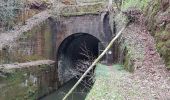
[41,78,91,100]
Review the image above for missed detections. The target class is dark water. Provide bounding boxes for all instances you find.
[41,78,91,100]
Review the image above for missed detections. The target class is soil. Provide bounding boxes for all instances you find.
[121,23,170,99]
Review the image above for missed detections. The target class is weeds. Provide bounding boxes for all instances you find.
[121,0,148,11]
[0,0,25,31]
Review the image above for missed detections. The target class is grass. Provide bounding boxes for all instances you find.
[85,64,129,100]
[85,63,150,99]
[121,0,148,11]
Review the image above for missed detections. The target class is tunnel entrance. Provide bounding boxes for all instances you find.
[57,33,101,85]
[54,33,101,100]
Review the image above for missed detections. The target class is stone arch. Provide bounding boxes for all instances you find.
[57,33,102,85]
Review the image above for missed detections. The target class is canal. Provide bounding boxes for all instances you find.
[41,78,92,100]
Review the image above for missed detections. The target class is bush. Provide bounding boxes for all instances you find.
[0,0,24,31]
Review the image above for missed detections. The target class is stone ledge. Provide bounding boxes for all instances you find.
[53,3,106,17]
[0,60,55,73]
[0,60,57,100]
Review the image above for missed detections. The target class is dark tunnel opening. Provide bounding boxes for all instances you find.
[61,33,99,64]
[56,33,101,99]
[57,33,100,84]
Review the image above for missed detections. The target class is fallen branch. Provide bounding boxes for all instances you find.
[62,25,127,100]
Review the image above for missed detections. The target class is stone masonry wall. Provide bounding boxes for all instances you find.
[0,11,54,64]
[0,60,57,100]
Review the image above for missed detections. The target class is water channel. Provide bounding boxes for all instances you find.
[41,78,91,100]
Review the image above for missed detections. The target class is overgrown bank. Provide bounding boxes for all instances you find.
[145,0,170,68]
[120,0,170,68]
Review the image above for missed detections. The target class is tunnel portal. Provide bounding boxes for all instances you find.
[57,33,101,85]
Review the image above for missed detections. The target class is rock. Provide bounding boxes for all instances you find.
[150,51,156,55]
[61,0,76,5]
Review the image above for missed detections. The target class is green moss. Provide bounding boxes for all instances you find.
[86,64,125,100]
[22,31,33,39]
[124,51,134,72]
[24,55,45,61]
[149,0,160,15]
[156,42,165,52]
[167,62,170,69]
[86,64,142,99]
[155,30,170,41]
[145,0,160,35]
[61,3,104,16]
[121,0,149,11]
[157,44,170,68]
[165,40,170,48]
[0,63,54,100]
[155,30,170,68]
[11,51,45,63]
[0,71,38,100]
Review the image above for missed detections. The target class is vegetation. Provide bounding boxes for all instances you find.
[0,0,170,99]
[0,63,55,100]
[0,71,38,100]
[86,64,141,99]
[121,0,148,11]
[144,0,170,68]
[121,0,170,69]
[0,0,25,31]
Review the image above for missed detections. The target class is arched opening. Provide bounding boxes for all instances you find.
[57,33,101,83]
[56,33,101,99]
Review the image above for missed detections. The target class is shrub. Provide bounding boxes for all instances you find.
[0,0,24,31]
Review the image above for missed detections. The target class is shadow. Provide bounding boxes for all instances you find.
[41,78,92,100]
